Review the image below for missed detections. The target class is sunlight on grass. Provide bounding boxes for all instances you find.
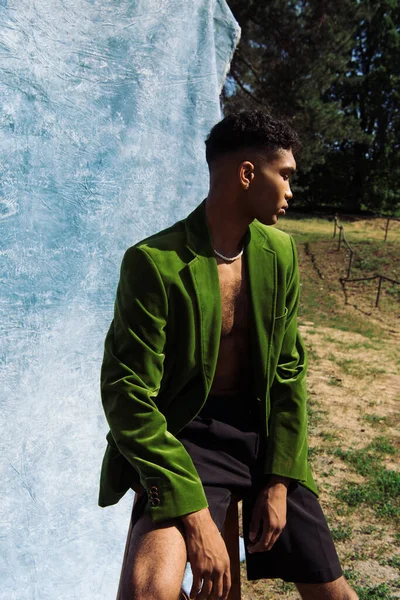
[335,437,399,523]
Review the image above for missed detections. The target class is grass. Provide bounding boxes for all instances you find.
[296,243,384,339]
[334,437,400,523]
[319,431,338,442]
[345,570,399,599]
[328,375,343,386]
[360,524,377,535]
[363,415,387,426]
[306,393,328,430]
[353,582,397,599]
[307,446,318,460]
[276,217,400,338]
[345,341,381,351]
[331,523,353,542]
[352,240,400,279]
[387,556,400,569]
[335,358,359,375]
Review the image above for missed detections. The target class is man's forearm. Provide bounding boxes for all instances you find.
[181,507,212,530]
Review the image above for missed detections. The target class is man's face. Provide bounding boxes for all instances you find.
[240,148,296,226]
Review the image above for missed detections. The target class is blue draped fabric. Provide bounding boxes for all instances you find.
[0,1,240,596]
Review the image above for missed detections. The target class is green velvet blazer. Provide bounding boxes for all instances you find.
[98,199,317,522]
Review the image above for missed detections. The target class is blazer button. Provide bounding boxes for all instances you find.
[150,497,160,507]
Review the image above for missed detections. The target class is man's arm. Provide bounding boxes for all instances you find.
[264,234,309,482]
[101,245,208,522]
[248,235,308,553]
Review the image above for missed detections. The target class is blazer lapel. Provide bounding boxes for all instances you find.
[187,258,222,393]
[245,223,277,398]
[185,200,222,395]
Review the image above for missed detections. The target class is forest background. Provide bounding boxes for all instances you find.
[222,0,400,216]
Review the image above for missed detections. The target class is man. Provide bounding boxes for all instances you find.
[99,111,358,600]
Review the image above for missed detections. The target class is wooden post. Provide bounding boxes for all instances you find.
[116,511,134,600]
[346,250,353,280]
[116,493,143,600]
[375,276,383,308]
[222,501,241,600]
[337,227,343,250]
[384,217,390,242]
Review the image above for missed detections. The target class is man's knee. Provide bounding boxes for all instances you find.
[128,573,182,600]
[120,514,187,600]
[122,560,186,600]
[296,576,359,600]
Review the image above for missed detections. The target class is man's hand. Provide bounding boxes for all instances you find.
[181,507,231,600]
[247,476,289,554]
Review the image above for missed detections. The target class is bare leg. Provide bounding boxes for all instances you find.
[119,512,188,600]
[296,575,358,600]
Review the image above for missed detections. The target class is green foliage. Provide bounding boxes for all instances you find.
[353,582,396,599]
[224,0,400,214]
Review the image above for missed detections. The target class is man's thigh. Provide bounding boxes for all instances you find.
[119,508,187,600]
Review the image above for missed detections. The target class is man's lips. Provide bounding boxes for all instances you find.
[279,205,289,214]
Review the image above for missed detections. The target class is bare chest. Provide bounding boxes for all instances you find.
[217,258,250,337]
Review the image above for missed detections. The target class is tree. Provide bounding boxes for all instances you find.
[223,0,400,213]
[332,0,400,212]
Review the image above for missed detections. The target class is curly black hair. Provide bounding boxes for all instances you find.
[205,110,300,168]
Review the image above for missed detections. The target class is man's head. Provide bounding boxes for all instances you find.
[204,110,300,225]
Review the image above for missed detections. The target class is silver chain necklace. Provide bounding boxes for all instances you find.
[213,246,244,262]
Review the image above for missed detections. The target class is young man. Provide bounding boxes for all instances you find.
[99,111,358,600]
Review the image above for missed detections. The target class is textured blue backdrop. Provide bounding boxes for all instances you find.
[0,1,240,597]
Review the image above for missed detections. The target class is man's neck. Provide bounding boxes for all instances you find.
[205,193,251,257]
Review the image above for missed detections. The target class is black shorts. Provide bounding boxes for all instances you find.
[133,392,343,585]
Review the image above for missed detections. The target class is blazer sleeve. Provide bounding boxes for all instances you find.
[264,235,309,484]
[100,246,208,521]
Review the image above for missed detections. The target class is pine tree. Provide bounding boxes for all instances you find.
[224,0,400,213]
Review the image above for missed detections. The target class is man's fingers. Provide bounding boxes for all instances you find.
[248,522,284,553]
[249,515,273,553]
[265,527,282,551]
[249,521,272,553]
[209,573,224,600]
[222,571,231,600]
[190,572,203,599]
[264,531,279,551]
[248,504,262,542]
[196,574,213,600]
